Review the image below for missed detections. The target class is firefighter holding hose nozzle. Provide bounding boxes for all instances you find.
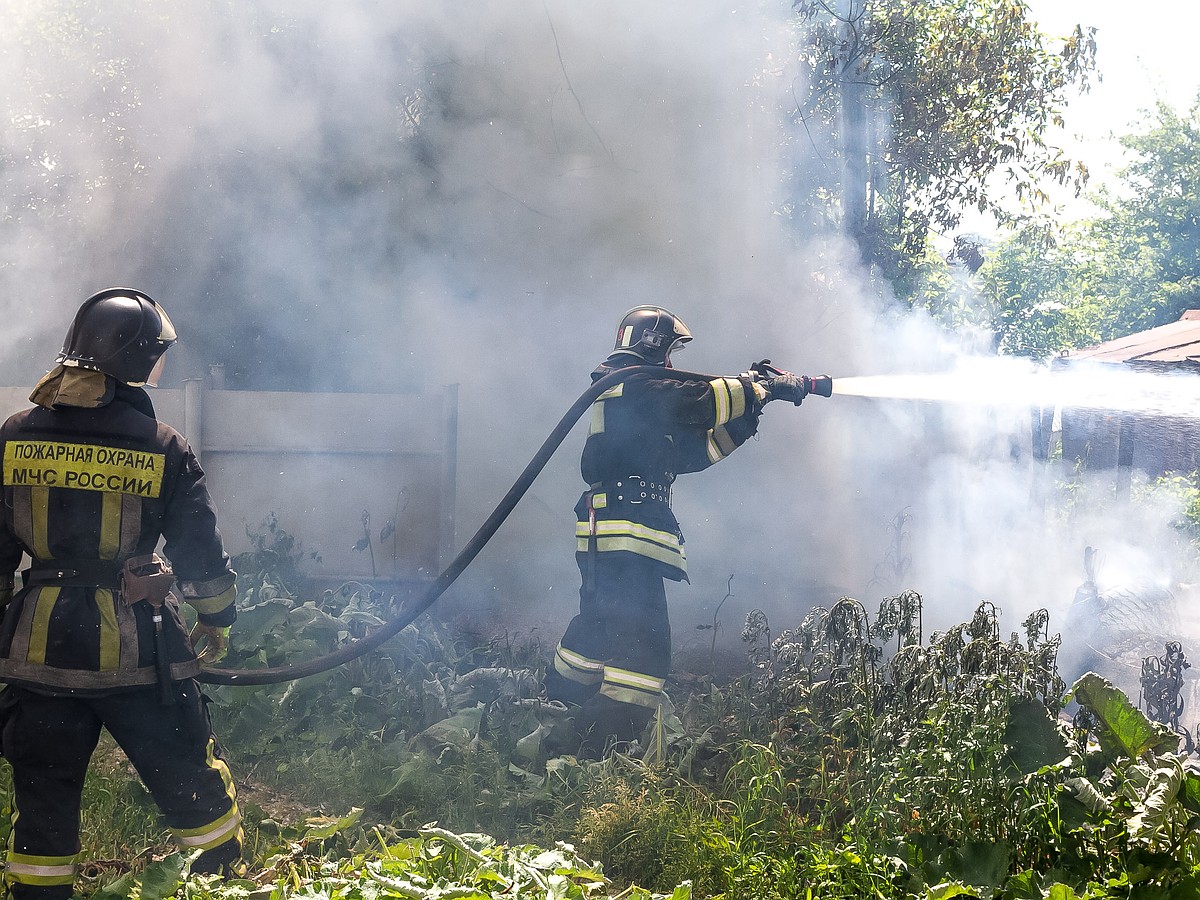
[0,289,242,897]
[544,305,830,757]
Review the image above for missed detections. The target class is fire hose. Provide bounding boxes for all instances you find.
[197,363,832,686]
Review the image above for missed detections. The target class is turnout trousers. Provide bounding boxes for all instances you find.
[0,682,242,899]
[545,554,670,753]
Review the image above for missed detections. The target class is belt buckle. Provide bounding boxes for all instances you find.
[615,475,644,504]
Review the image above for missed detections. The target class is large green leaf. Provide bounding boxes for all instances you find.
[1004,698,1069,774]
[1125,760,1190,845]
[1071,673,1180,759]
[1180,762,1200,815]
[924,882,980,899]
[950,841,1010,890]
[92,852,188,900]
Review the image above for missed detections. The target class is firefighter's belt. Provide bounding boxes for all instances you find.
[22,559,123,588]
[590,476,672,507]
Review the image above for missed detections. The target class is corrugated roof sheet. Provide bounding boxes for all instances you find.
[1064,311,1200,364]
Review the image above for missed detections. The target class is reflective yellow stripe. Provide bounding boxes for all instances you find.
[589,400,605,436]
[710,378,731,425]
[5,866,78,886]
[171,739,241,850]
[576,519,678,548]
[600,666,665,708]
[726,378,747,419]
[3,440,165,498]
[27,586,60,665]
[588,385,623,436]
[189,583,237,616]
[580,535,685,570]
[709,377,745,427]
[554,644,604,684]
[706,426,738,463]
[98,491,121,559]
[31,486,51,559]
[96,588,120,671]
[5,851,79,886]
[171,804,242,849]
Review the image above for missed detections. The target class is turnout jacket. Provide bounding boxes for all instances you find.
[576,354,766,582]
[0,380,236,694]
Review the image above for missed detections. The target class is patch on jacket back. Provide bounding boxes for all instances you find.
[3,440,165,497]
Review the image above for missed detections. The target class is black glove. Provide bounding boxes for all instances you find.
[764,373,808,406]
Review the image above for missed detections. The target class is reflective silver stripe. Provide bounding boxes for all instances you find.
[706,432,721,464]
[589,400,605,436]
[601,666,665,708]
[556,644,603,675]
[710,378,731,426]
[590,536,685,570]
[5,852,78,886]
[706,426,738,463]
[709,377,745,427]
[604,666,665,694]
[554,645,603,684]
[574,521,687,570]
[589,384,623,436]
[172,806,242,849]
[724,377,747,420]
[5,863,76,879]
[576,520,680,550]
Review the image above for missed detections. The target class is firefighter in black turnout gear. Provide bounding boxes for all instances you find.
[543,306,816,756]
[0,289,242,897]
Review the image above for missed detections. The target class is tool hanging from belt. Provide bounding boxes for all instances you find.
[584,492,598,597]
[120,554,177,705]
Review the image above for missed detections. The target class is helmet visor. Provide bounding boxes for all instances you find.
[664,337,689,367]
[153,301,177,343]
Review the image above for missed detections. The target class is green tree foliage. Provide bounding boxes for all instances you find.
[1094,101,1200,325]
[971,225,1102,355]
[790,0,1095,295]
[977,101,1200,355]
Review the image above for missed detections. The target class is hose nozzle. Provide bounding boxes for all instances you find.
[803,375,834,398]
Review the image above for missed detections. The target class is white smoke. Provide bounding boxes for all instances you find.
[2,0,1192,703]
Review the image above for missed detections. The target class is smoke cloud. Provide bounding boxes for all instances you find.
[2,1,1192,701]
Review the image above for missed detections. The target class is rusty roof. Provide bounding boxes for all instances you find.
[1064,310,1200,365]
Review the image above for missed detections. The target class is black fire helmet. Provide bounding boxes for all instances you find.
[57,288,177,386]
[612,305,693,366]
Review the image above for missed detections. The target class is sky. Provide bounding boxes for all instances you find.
[1025,0,1200,216]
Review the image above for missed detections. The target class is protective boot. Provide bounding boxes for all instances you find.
[191,836,244,877]
[541,700,584,758]
[575,695,655,759]
[542,666,600,707]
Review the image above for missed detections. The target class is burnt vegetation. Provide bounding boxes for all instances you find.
[14,522,1200,899]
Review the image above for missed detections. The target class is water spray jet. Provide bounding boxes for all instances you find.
[831,358,1200,419]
